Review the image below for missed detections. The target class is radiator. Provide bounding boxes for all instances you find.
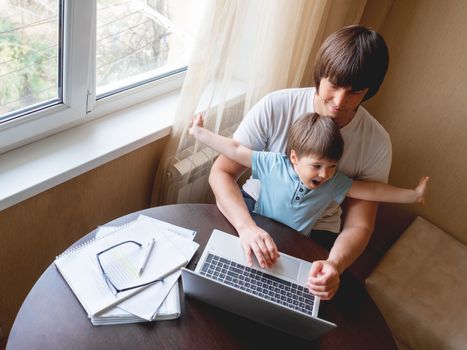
[162,99,245,205]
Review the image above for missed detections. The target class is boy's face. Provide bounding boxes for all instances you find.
[290,150,337,190]
[315,78,368,127]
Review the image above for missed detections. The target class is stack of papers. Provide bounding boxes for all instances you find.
[91,282,181,325]
[55,215,199,325]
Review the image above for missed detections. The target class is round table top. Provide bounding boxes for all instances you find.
[7,204,396,350]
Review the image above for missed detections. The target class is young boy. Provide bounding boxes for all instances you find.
[189,112,428,236]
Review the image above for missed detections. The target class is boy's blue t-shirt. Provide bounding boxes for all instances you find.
[251,151,353,235]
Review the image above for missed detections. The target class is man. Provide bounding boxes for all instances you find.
[209,25,390,299]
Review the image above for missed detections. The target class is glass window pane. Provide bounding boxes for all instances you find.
[0,0,61,121]
[96,0,202,97]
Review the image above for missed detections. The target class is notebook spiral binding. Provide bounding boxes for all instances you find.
[55,217,142,260]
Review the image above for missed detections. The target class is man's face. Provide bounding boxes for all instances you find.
[315,78,368,126]
[290,150,337,190]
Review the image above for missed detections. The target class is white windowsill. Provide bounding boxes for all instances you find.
[0,90,179,212]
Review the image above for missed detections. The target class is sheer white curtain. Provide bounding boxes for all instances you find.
[151,0,368,206]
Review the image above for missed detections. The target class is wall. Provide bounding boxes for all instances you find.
[0,137,167,340]
[360,0,467,259]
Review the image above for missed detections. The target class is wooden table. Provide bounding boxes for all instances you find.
[7,204,396,350]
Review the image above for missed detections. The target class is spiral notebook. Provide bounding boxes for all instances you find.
[90,216,198,324]
[55,216,193,317]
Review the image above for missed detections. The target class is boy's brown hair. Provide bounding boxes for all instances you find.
[286,113,343,162]
[314,25,389,101]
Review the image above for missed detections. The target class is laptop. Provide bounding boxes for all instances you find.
[181,229,336,340]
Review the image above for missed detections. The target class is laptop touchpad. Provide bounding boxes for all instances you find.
[254,254,301,281]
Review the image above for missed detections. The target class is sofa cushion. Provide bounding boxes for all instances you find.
[365,216,467,350]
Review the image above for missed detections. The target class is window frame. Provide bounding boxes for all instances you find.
[0,0,187,154]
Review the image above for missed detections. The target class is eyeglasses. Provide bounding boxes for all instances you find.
[96,240,162,295]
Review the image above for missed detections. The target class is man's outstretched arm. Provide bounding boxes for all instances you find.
[209,155,279,268]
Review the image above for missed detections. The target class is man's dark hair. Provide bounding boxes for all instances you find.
[286,113,344,162]
[313,25,389,101]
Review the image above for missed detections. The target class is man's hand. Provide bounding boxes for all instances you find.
[306,198,377,299]
[209,155,279,268]
[238,224,279,268]
[306,260,340,300]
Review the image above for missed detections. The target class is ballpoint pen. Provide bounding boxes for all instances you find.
[139,238,155,276]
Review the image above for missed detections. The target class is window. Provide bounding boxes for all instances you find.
[0,0,62,122]
[0,0,203,153]
[96,0,195,98]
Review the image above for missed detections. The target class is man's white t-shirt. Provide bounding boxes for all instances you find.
[234,87,392,233]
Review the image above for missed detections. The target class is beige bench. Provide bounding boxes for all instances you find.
[366,216,467,350]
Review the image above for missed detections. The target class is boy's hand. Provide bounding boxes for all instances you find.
[188,113,204,137]
[414,176,429,204]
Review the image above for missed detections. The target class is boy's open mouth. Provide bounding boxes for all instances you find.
[311,179,322,186]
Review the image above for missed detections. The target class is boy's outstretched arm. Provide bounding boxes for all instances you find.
[347,176,429,204]
[189,114,253,169]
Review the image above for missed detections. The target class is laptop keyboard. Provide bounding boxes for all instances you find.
[200,253,315,316]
